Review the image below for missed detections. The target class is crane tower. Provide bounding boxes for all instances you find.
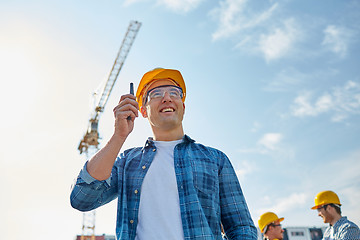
[77,20,141,240]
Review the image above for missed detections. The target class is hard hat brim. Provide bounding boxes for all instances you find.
[311,205,321,210]
[311,203,342,210]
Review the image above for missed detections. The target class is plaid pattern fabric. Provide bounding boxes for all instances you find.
[70,135,257,240]
[323,217,360,240]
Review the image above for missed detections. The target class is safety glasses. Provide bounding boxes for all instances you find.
[144,85,183,105]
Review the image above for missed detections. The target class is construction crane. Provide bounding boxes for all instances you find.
[77,20,141,240]
[78,20,141,155]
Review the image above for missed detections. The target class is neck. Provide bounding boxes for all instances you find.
[264,235,279,240]
[265,235,280,240]
[152,125,184,141]
[330,214,342,226]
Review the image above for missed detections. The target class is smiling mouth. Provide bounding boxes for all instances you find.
[161,108,175,113]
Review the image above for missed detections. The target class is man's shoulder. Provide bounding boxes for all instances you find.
[337,217,360,236]
[117,146,143,163]
[338,217,359,227]
[186,141,226,154]
[183,141,230,164]
[123,146,143,155]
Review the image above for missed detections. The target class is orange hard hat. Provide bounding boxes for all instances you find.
[135,68,186,109]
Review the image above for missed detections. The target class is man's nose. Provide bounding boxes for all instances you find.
[162,92,172,102]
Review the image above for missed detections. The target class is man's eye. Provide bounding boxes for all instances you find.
[169,90,180,97]
[150,91,162,98]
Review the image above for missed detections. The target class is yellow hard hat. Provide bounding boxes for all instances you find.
[311,190,341,210]
[258,212,284,233]
[135,68,186,109]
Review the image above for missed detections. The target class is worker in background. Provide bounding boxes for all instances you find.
[70,68,257,240]
[258,212,285,240]
[311,190,360,240]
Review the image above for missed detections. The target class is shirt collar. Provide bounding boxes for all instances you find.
[332,216,347,228]
[144,134,195,148]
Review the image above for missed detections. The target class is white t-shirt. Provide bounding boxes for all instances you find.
[135,139,184,240]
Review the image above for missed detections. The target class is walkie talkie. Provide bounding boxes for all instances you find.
[127,83,134,120]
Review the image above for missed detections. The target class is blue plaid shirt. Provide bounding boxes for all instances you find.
[323,216,360,240]
[70,135,257,240]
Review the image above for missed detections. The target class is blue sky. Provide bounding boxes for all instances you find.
[1,0,359,239]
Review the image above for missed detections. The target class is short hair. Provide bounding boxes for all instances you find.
[324,204,341,215]
[264,223,276,234]
[331,204,342,215]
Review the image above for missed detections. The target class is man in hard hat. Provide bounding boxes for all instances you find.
[258,212,285,240]
[311,190,360,240]
[70,68,257,240]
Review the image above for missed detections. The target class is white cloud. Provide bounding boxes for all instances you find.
[292,92,317,117]
[315,93,333,112]
[263,67,307,92]
[124,0,203,12]
[234,35,252,48]
[210,1,303,62]
[257,192,308,215]
[210,0,247,40]
[156,0,204,12]
[258,18,299,61]
[211,0,278,40]
[291,91,333,117]
[291,81,360,121]
[258,133,282,151]
[264,68,341,93]
[237,133,283,154]
[238,132,293,161]
[235,160,255,181]
[322,25,353,58]
[123,0,148,6]
[250,121,262,132]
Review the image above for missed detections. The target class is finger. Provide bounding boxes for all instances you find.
[116,107,138,120]
[114,104,139,119]
[119,94,136,104]
[128,104,139,117]
[115,97,138,111]
[113,101,138,115]
[125,110,137,121]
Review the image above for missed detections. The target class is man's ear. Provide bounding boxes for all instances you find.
[140,106,148,118]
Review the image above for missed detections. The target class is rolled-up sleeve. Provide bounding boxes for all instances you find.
[70,161,118,212]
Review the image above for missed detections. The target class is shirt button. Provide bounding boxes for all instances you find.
[130,220,134,224]
[153,148,156,152]
[142,165,146,170]
[134,189,138,194]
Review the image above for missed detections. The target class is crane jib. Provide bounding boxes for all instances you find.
[78,20,141,155]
